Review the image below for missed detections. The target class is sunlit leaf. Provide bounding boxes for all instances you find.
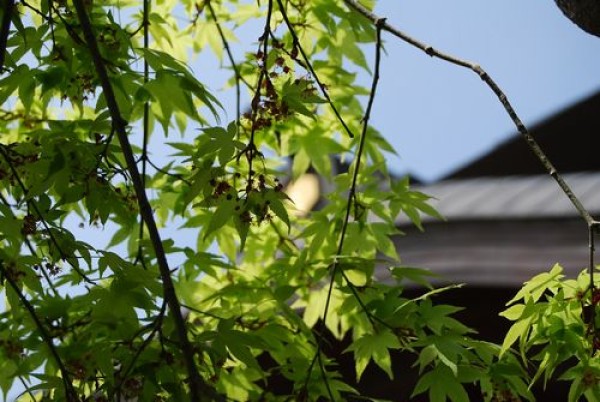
[345,329,401,381]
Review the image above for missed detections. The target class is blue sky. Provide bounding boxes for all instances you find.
[370,1,600,182]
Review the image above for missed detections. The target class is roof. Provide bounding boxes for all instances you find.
[446,90,600,178]
[397,172,600,225]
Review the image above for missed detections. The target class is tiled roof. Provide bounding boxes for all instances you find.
[397,172,600,224]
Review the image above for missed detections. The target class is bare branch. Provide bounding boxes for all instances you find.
[343,0,597,227]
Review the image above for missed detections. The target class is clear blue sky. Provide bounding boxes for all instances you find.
[371,1,600,182]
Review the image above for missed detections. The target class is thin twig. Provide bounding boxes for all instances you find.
[136,0,151,266]
[0,192,59,296]
[589,224,598,347]
[276,0,355,139]
[116,301,167,393]
[48,2,86,46]
[334,17,393,331]
[0,262,79,401]
[20,0,48,20]
[0,6,62,296]
[206,2,244,131]
[71,2,220,400]
[17,376,37,401]
[269,31,307,69]
[46,0,56,49]
[0,145,95,284]
[245,0,273,191]
[146,157,192,185]
[343,0,597,227]
[304,17,386,400]
[181,302,227,321]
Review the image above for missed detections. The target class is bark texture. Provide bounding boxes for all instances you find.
[555,0,600,38]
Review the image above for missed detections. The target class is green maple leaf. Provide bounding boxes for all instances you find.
[345,329,401,381]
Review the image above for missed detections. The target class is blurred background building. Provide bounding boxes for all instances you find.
[393,88,600,288]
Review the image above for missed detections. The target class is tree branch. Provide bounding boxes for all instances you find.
[0,0,14,74]
[71,2,219,401]
[135,0,151,267]
[0,262,79,401]
[0,7,79,399]
[276,0,355,138]
[589,227,596,328]
[244,0,273,191]
[304,16,386,399]
[0,192,59,296]
[0,145,95,285]
[343,0,598,228]
[206,2,246,132]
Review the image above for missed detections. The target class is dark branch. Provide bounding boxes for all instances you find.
[137,0,151,266]
[71,2,220,401]
[245,0,273,190]
[334,18,399,335]
[0,11,78,398]
[116,301,167,395]
[0,145,95,284]
[343,0,597,228]
[0,262,79,400]
[0,0,15,73]
[0,192,59,296]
